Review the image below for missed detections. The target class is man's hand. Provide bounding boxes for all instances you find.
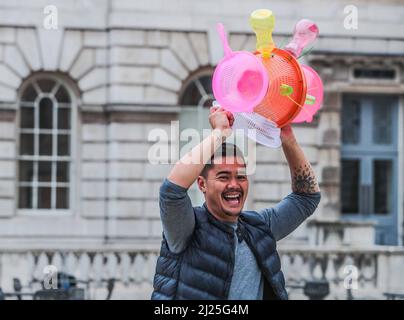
[209,106,234,138]
[280,125,297,146]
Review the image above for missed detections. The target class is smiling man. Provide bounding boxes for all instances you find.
[151,106,321,300]
[198,143,249,222]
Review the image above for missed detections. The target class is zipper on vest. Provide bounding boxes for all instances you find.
[236,228,243,243]
[224,232,236,298]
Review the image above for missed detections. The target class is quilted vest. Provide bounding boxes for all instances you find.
[151,204,288,300]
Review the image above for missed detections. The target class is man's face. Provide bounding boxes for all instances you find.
[198,156,249,222]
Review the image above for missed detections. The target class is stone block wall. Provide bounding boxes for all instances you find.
[0,0,403,249]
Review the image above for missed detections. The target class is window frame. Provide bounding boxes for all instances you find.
[16,74,78,216]
[340,93,399,245]
[349,64,400,85]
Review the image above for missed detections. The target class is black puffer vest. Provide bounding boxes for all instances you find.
[151,204,288,300]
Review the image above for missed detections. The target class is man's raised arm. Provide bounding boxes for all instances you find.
[159,106,233,253]
[260,125,321,241]
[167,106,233,189]
[281,125,320,194]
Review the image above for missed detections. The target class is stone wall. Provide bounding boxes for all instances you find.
[0,0,402,261]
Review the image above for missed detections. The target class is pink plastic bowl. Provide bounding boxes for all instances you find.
[292,65,323,123]
[212,23,269,113]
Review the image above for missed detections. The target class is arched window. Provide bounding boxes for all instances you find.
[179,72,215,107]
[178,70,214,133]
[18,76,74,211]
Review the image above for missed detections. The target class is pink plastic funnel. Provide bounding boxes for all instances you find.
[212,23,269,113]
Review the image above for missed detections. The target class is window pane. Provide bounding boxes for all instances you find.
[341,159,360,213]
[202,97,215,108]
[21,85,37,102]
[200,75,213,95]
[18,187,32,208]
[342,99,361,144]
[373,105,392,144]
[55,86,70,103]
[57,161,69,182]
[39,134,52,155]
[39,98,53,129]
[179,81,201,106]
[18,160,34,182]
[38,161,52,182]
[20,107,34,128]
[57,134,70,156]
[56,187,69,209]
[37,79,56,93]
[58,108,71,130]
[38,187,51,209]
[20,134,34,155]
[354,68,395,80]
[374,160,392,214]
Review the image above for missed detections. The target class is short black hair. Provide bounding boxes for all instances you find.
[200,143,246,178]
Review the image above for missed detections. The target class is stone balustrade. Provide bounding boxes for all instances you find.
[1,245,404,299]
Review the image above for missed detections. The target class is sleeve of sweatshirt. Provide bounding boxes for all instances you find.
[258,192,321,241]
[158,178,195,253]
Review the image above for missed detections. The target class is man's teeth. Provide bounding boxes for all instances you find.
[223,194,241,200]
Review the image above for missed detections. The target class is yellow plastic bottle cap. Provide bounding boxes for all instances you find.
[249,9,275,57]
[249,9,275,30]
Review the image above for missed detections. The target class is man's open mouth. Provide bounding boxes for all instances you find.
[222,192,242,206]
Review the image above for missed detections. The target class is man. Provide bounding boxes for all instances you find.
[151,105,321,300]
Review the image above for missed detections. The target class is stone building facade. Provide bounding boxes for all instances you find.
[0,0,403,299]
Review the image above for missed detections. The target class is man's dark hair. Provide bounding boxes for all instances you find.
[200,143,246,178]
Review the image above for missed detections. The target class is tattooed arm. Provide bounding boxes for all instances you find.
[280,125,320,194]
[258,125,321,241]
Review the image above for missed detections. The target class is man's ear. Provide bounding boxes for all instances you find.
[197,176,207,193]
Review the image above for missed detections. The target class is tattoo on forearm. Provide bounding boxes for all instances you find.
[292,164,318,193]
